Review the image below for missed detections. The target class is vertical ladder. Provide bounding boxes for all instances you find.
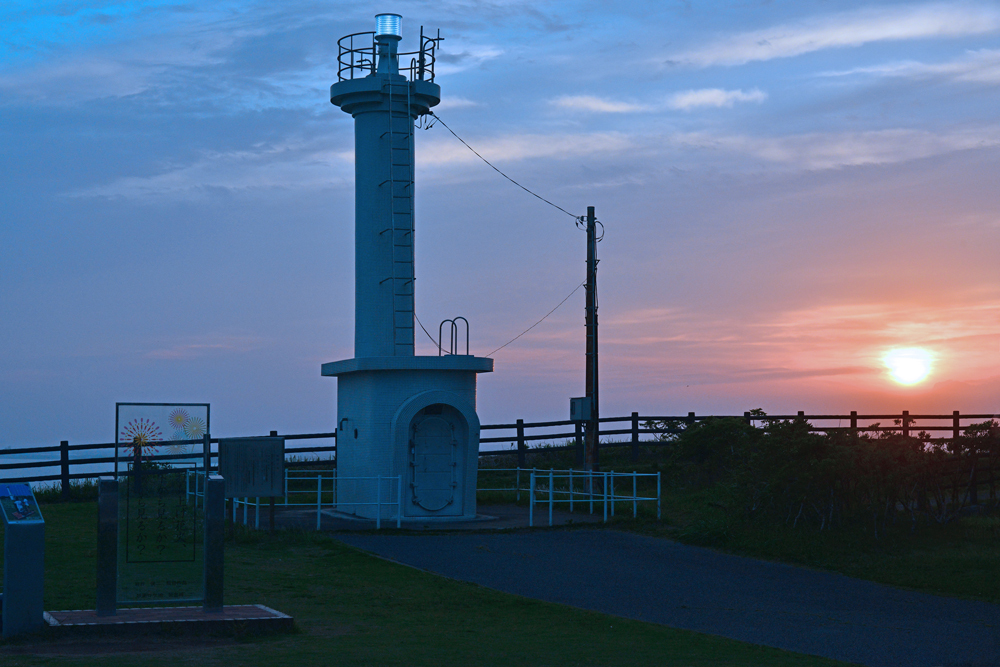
[381,79,416,354]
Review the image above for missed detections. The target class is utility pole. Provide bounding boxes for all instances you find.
[584,205,600,472]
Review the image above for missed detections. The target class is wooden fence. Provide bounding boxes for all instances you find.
[2,411,996,497]
[480,410,1000,468]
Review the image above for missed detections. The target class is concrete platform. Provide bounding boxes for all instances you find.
[43,604,293,637]
[235,503,607,531]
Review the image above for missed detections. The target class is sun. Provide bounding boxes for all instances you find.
[883,348,932,385]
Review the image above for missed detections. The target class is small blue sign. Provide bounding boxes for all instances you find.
[0,483,43,524]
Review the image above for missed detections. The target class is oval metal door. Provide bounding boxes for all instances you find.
[409,415,456,511]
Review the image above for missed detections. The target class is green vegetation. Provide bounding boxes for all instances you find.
[0,502,853,667]
[644,413,1000,533]
[32,479,100,503]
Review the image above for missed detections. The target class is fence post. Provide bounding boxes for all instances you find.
[656,472,661,520]
[549,469,554,527]
[569,469,574,513]
[528,470,535,527]
[603,472,608,523]
[902,410,910,438]
[743,411,751,425]
[633,471,637,518]
[953,411,961,442]
[631,412,639,462]
[203,433,211,473]
[589,471,594,514]
[850,411,858,437]
[517,419,526,468]
[203,474,225,613]
[575,421,583,468]
[610,471,615,517]
[96,478,118,616]
[686,412,695,428]
[60,440,70,501]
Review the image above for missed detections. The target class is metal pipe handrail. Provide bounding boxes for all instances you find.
[336,29,441,83]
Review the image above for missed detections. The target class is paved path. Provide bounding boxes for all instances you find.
[334,530,1000,667]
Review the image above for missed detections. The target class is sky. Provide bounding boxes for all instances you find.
[2,0,999,447]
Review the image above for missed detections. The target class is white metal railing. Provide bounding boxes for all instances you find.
[528,469,661,527]
[186,469,403,530]
[477,467,529,501]
[478,467,661,527]
[187,467,659,530]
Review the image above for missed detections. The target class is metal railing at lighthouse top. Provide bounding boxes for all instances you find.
[337,27,443,83]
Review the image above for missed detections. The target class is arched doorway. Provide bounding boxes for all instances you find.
[409,404,465,514]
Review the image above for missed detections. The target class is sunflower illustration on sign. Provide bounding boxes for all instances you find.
[168,408,190,430]
[120,418,162,460]
[167,408,193,453]
[184,416,206,440]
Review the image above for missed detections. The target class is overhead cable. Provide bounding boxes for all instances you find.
[427,112,582,222]
[487,281,586,357]
[414,311,444,354]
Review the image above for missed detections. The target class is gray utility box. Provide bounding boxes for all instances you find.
[570,397,592,422]
[218,437,285,498]
[1,483,45,638]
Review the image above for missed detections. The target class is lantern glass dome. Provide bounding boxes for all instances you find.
[375,14,402,37]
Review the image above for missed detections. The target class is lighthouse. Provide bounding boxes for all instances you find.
[322,14,492,520]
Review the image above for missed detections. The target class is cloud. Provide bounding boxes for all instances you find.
[550,95,651,113]
[669,3,1000,67]
[435,96,481,111]
[819,48,1000,84]
[419,131,633,166]
[670,126,1000,170]
[551,89,766,114]
[0,24,236,105]
[66,140,353,199]
[667,88,767,110]
[145,335,267,360]
[435,45,504,76]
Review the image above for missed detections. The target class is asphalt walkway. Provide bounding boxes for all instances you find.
[333,529,1000,667]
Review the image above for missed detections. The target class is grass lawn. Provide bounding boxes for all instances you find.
[0,501,856,667]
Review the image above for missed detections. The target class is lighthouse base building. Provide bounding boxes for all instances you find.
[323,357,491,520]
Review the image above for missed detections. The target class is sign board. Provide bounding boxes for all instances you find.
[117,469,203,604]
[2,483,45,638]
[218,437,285,498]
[115,403,210,474]
[0,483,42,524]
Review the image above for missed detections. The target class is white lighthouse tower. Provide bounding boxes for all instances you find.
[323,14,492,520]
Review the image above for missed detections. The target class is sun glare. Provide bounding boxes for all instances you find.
[883,348,932,385]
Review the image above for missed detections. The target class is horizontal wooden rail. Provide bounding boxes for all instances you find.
[3,411,996,489]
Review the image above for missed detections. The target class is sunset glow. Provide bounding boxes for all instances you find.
[884,348,932,385]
